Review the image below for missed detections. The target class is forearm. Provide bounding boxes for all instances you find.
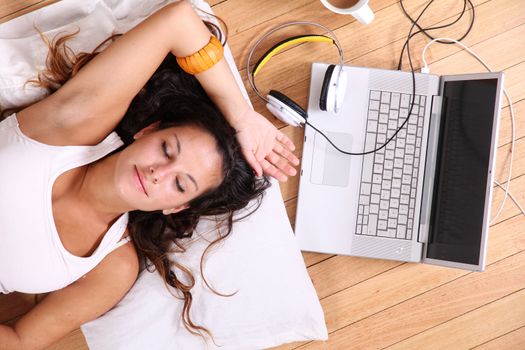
[194,57,252,127]
[166,4,251,126]
[0,324,23,350]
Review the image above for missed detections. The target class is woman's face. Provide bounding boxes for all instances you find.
[114,123,223,214]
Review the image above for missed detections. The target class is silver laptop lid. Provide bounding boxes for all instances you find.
[420,72,504,271]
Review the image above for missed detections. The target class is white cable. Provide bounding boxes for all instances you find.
[420,37,518,225]
[494,180,525,216]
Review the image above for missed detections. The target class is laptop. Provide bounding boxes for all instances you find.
[294,63,504,271]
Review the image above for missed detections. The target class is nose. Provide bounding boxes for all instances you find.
[148,163,177,184]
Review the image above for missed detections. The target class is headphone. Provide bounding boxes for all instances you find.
[247,21,348,127]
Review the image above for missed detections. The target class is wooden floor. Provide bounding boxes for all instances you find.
[1,0,525,349]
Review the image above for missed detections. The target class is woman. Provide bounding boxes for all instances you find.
[0,2,298,349]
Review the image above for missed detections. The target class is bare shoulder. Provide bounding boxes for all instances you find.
[83,235,139,288]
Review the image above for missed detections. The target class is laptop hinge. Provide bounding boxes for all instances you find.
[418,95,443,244]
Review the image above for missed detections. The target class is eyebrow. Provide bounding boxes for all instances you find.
[173,133,198,191]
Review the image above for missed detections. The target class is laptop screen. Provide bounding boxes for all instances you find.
[426,78,499,265]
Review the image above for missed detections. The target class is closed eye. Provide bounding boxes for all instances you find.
[176,177,185,193]
[162,141,171,159]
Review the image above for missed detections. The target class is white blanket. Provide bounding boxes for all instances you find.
[0,0,328,349]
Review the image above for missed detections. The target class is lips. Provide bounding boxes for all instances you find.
[134,166,149,196]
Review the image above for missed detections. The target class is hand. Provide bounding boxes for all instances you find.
[232,107,300,182]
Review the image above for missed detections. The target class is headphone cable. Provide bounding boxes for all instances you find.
[397,0,475,71]
[306,0,432,155]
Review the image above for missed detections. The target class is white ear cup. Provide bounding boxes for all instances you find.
[326,66,348,113]
[266,94,305,127]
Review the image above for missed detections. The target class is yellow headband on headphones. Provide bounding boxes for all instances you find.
[252,34,335,77]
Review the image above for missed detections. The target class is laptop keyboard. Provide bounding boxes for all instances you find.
[355,90,427,240]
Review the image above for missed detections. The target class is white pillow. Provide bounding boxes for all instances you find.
[0,0,328,349]
[82,179,327,349]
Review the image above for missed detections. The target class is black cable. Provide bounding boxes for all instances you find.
[397,0,475,70]
[307,0,426,155]
[310,0,475,156]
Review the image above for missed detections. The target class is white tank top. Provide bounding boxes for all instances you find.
[0,114,130,294]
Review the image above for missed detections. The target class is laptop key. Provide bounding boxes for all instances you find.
[389,109,399,120]
[367,214,378,235]
[359,195,370,205]
[397,225,407,239]
[362,154,374,183]
[400,94,410,108]
[386,228,397,238]
[361,182,372,195]
[391,188,400,198]
[370,90,381,100]
[388,218,397,228]
[367,120,378,133]
[393,168,402,178]
[389,208,399,218]
[391,93,401,108]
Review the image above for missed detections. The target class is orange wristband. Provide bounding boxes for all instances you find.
[176,35,224,75]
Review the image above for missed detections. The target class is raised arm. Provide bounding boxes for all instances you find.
[0,244,138,350]
[19,1,210,145]
[18,1,298,180]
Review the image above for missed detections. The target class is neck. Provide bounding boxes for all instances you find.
[76,152,131,223]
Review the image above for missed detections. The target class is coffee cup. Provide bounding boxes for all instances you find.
[319,0,375,25]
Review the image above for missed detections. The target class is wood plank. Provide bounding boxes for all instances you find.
[308,255,402,300]
[490,174,525,225]
[1,1,524,350]
[217,0,400,66]
[298,214,525,349]
[241,0,523,119]
[239,0,489,112]
[298,211,525,348]
[497,99,525,147]
[473,325,525,350]
[0,0,59,24]
[386,287,525,350]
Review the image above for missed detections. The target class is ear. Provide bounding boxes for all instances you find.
[133,121,161,140]
[162,204,189,216]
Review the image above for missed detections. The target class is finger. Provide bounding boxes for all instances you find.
[273,142,300,166]
[266,151,297,177]
[260,158,288,182]
[242,148,263,177]
[276,131,296,151]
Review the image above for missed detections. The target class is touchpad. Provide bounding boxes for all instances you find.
[310,131,352,187]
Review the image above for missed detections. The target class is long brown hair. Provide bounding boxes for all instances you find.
[24,17,268,341]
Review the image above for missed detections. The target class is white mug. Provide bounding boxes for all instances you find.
[319,0,375,25]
